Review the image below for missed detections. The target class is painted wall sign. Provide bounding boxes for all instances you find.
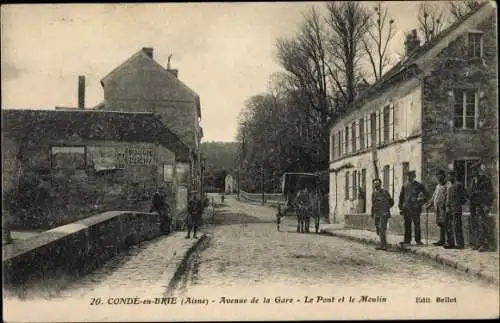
[88,145,155,171]
[117,147,155,166]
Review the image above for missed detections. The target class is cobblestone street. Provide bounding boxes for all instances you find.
[4,195,499,321]
[169,196,499,320]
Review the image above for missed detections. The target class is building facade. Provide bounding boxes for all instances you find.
[96,47,204,198]
[1,109,190,230]
[225,174,238,194]
[329,2,497,223]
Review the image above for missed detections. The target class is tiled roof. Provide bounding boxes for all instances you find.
[99,48,202,118]
[329,0,493,129]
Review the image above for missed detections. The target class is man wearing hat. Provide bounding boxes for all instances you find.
[371,178,394,250]
[444,170,467,249]
[468,163,494,252]
[398,170,428,245]
[186,191,203,239]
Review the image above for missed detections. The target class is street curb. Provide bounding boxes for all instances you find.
[320,228,499,286]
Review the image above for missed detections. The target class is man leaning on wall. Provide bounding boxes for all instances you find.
[150,185,171,234]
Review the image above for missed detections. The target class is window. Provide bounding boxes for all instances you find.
[352,170,357,200]
[370,112,377,147]
[454,89,478,129]
[345,171,350,200]
[383,106,390,143]
[338,130,342,157]
[359,118,365,150]
[377,110,382,145]
[163,164,174,182]
[467,32,483,58]
[402,162,410,184]
[361,168,367,212]
[330,133,335,160]
[345,126,349,154]
[454,159,478,188]
[51,146,86,169]
[383,165,390,191]
[351,121,357,152]
[383,165,394,197]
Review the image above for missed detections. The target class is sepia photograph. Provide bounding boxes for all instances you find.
[2,1,499,321]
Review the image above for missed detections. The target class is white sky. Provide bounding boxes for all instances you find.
[2,2,438,142]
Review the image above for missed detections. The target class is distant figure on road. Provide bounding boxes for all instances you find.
[468,163,494,252]
[295,186,312,233]
[371,178,394,251]
[221,193,225,204]
[275,204,285,232]
[186,192,203,239]
[444,170,467,249]
[150,186,171,234]
[424,170,448,246]
[398,170,427,246]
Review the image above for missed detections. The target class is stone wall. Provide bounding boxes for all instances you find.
[2,211,163,287]
[3,134,177,230]
[102,51,199,150]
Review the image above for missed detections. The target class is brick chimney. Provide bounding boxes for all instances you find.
[404,29,420,56]
[142,47,153,59]
[78,75,85,109]
[168,69,179,78]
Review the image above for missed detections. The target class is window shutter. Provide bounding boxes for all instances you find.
[376,111,381,145]
[475,90,479,129]
[367,115,371,148]
[356,120,360,151]
[345,171,350,200]
[390,164,394,198]
[393,104,399,140]
[390,104,395,141]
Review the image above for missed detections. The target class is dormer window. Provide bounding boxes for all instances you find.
[467,32,483,58]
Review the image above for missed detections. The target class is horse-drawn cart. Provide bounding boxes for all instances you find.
[279,172,324,233]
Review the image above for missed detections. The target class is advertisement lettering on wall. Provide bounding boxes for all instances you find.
[88,146,155,170]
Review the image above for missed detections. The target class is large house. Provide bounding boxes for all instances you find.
[329,2,497,225]
[95,47,204,198]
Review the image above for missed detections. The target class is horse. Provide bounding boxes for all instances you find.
[295,192,320,233]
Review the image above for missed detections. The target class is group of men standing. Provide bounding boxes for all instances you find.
[371,163,494,252]
[149,186,205,239]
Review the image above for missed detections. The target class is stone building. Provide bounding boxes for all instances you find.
[329,2,497,225]
[95,47,204,198]
[1,109,190,230]
[225,174,238,194]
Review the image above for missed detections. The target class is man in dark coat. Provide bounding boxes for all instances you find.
[398,170,428,245]
[186,191,203,239]
[444,170,467,249]
[150,186,171,234]
[468,163,494,252]
[371,178,394,251]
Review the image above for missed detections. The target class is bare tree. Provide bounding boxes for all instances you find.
[448,0,482,22]
[324,1,371,107]
[361,1,396,82]
[417,2,446,43]
[276,6,332,122]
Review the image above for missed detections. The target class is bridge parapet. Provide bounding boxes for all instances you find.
[2,211,164,287]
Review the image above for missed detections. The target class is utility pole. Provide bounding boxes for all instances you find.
[261,162,265,205]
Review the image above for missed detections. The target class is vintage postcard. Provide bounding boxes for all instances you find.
[2,2,499,321]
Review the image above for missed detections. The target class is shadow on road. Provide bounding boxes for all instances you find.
[210,210,273,226]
